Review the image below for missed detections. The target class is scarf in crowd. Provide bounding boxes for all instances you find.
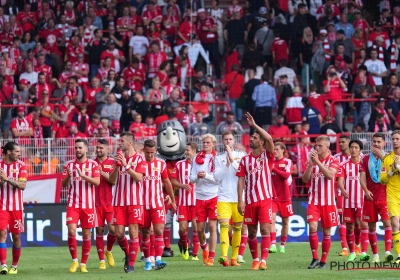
[195,150,217,172]
[372,45,384,62]
[148,52,163,74]
[323,39,330,61]
[374,121,388,133]
[391,42,397,72]
[368,151,384,183]
[376,107,390,124]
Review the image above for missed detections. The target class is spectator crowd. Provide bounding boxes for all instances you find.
[0,0,398,178]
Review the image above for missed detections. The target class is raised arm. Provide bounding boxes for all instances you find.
[245,112,273,154]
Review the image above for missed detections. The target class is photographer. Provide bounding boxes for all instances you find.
[323,67,346,131]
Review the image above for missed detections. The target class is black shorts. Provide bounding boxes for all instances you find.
[255,106,272,125]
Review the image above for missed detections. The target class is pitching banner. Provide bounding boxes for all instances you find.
[8,201,386,247]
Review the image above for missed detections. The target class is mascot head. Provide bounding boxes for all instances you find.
[157,120,186,160]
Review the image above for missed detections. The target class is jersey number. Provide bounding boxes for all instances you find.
[133,209,141,218]
[157,210,165,218]
[329,212,337,223]
[14,220,21,230]
[88,214,95,224]
[286,204,293,214]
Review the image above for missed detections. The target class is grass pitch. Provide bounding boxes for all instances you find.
[6,241,400,279]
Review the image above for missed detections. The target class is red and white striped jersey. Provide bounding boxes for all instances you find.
[72,62,89,84]
[333,152,351,164]
[0,159,27,211]
[63,159,100,209]
[337,159,363,208]
[112,153,145,207]
[171,159,195,206]
[307,154,340,206]
[236,150,275,205]
[138,158,169,210]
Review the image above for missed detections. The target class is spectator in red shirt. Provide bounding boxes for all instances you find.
[323,67,346,131]
[35,89,56,138]
[144,116,157,137]
[129,113,146,139]
[17,3,37,32]
[51,114,70,139]
[308,84,328,119]
[221,64,245,121]
[268,115,291,141]
[0,77,18,138]
[271,29,289,68]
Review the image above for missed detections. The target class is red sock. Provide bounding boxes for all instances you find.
[129,238,139,266]
[11,246,21,266]
[385,227,392,252]
[81,238,91,265]
[154,235,164,258]
[270,232,276,245]
[261,235,270,261]
[361,229,369,253]
[208,251,215,259]
[141,237,150,258]
[339,225,347,249]
[281,235,287,246]
[150,233,155,257]
[239,234,248,256]
[309,232,319,260]
[355,227,361,246]
[68,235,77,260]
[248,238,258,260]
[346,232,355,253]
[0,243,6,265]
[179,231,188,248]
[139,232,143,254]
[192,232,200,256]
[200,243,208,251]
[164,227,171,249]
[107,233,117,252]
[320,235,331,263]
[369,231,378,254]
[96,235,105,261]
[118,237,129,256]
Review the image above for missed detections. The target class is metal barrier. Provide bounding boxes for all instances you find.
[0,134,242,178]
[329,98,378,118]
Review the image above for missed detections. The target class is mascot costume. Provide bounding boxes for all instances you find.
[156,120,186,257]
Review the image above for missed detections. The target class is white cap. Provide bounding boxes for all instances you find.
[191,12,197,17]
[320,29,327,35]
[197,8,205,14]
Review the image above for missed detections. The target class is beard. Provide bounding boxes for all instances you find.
[76,153,84,159]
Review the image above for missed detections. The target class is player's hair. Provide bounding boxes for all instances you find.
[202,133,217,144]
[372,132,385,140]
[97,138,109,146]
[144,139,156,148]
[75,138,88,148]
[222,131,235,139]
[349,139,363,150]
[253,132,266,143]
[274,142,286,150]
[186,142,198,152]
[120,131,135,142]
[339,135,350,140]
[315,135,330,145]
[1,142,19,155]
[392,130,400,137]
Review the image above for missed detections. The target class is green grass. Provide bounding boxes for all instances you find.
[5,242,400,279]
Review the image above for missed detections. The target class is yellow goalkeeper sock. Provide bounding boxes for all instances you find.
[231,225,242,259]
[220,223,229,257]
[393,231,400,255]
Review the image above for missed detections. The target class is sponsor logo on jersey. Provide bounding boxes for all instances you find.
[103,165,112,169]
[307,215,313,219]
[279,164,285,167]
[143,175,160,180]
[344,217,351,221]
[66,217,73,221]
[244,218,252,222]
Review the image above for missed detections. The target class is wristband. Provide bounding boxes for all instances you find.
[389,170,394,176]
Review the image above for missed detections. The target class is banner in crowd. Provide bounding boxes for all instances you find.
[9,202,386,247]
[23,174,63,203]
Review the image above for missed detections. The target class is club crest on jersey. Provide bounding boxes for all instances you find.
[153,167,160,171]
[257,158,263,162]
[381,167,386,172]
[10,169,17,173]
[279,164,285,167]
[83,168,91,172]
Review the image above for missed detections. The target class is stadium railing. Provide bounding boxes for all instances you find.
[329,98,378,118]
